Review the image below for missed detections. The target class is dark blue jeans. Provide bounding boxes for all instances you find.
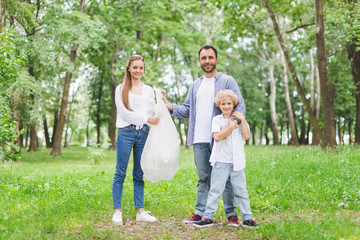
[193,143,237,218]
[112,124,149,209]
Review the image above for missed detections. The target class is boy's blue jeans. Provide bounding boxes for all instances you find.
[203,162,253,221]
[193,143,237,218]
[112,125,149,209]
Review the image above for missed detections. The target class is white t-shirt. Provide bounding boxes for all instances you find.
[209,114,248,171]
[194,77,215,143]
[210,116,233,163]
[115,84,155,129]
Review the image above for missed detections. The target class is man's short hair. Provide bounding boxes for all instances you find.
[215,90,238,108]
[198,45,218,58]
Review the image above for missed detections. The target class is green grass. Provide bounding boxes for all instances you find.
[1,145,359,239]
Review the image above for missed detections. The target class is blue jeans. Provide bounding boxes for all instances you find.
[112,124,149,209]
[203,162,253,221]
[193,143,237,218]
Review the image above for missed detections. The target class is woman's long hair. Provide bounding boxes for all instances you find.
[121,55,145,110]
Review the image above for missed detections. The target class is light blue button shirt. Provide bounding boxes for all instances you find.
[171,72,246,146]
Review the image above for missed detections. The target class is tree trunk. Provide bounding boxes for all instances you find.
[310,50,315,110]
[348,120,352,144]
[174,46,188,147]
[95,76,104,145]
[43,117,51,148]
[299,109,306,145]
[312,66,321,145]
[315,0,337,149]
[109,45,119,150]
[86,108,91,147]
[278,40,299,146]
[263,120,269,145]
[50,0,85,156]
[264,0,323,144]
[109,83,117,150]
[268,60,280,145]
[155,34,162,62]
[310,49,320,145]
[51,109,58,147]
[306,122,310,145]
[347,42,360,144]
[251,123,256,145]
[18,121,24,148]
[338,119,343,145]
[25,128,29,148]
[27,66,38,152]
[28,125,38,152]
[176,120,184,146]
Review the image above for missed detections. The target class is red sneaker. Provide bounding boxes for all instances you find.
[227,216,240,227]
[182,213,202,224]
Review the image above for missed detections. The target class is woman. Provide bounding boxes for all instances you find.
[112,55,159,225]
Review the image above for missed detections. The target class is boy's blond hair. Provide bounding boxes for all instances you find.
[215,90,238,108]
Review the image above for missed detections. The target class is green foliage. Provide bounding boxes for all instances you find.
[0,100,20,162]
[0,29,22,89]
[1,146,359,239]
[0,29,22,162]
[88,144,107,165]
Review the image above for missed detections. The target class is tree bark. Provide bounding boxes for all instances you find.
[109,44,118,150]
[25,128,29,148]
[43,117,51,148]
[268,59,280,145]
[27,66,38,152]
[299,109,306,145]
[28,125,38,152]
[315,0,337,149]
[174,46,188,147]
[176,120,184,146]
[18,121,24,148]
[347,41,360,144]
[338,119,343,145]
[312,66,321,145]
[50,0,85,156]
[278,40,299,146]
[51,109,58,147]
[95,76,103,145]
[264,0,323,144]
[251,123,256,145]
[348,120,353,144]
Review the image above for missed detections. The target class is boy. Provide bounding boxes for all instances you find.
[193,90,258,228]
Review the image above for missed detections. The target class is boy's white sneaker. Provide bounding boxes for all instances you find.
[112,211,123,225]
[136,211,157,222]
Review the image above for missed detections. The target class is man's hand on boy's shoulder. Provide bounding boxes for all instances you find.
[231,110,245,122]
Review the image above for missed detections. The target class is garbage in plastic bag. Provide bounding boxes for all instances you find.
[141,87,180,183]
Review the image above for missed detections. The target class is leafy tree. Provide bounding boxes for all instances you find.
[0,29,22,161]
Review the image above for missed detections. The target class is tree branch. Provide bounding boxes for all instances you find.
[90,0,103,18]
[285,23,315,34]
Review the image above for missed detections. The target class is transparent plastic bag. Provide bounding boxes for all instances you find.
[141,87,180,183]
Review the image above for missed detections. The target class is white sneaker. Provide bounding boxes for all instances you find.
[136,211,157,222]
[112,211,123,225]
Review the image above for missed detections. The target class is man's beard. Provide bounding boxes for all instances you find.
[201,63,216,73]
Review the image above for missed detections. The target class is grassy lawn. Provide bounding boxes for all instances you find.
[1,145,360,239]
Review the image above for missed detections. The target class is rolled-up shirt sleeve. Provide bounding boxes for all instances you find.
[171,84,192,118]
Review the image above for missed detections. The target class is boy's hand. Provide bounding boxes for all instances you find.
[230,119,238,129]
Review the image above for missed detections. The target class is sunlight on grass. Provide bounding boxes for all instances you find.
[1,145,359,239]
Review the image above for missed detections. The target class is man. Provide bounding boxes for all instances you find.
[162,45,246,226]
